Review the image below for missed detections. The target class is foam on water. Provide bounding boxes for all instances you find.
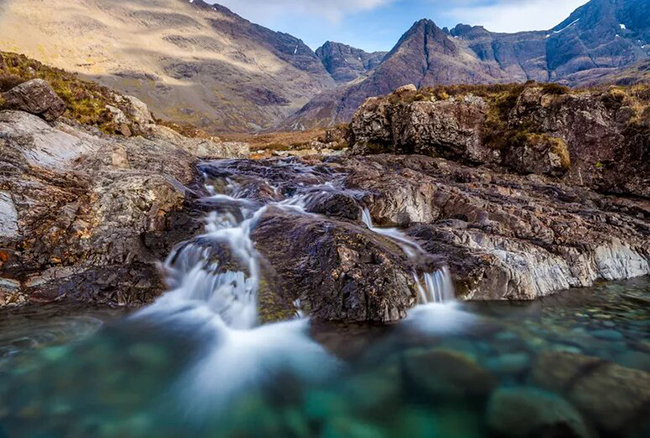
[132,161,344,412]
[362,208,455,304]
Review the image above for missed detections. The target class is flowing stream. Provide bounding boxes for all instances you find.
[0,159,648,437]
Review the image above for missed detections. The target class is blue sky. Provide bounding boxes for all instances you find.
[214,0,590,52]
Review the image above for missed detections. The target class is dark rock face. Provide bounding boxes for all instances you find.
[252,208,417,323]
[1,79,66,121]
[316,41,387,83]
[348,85,649,198]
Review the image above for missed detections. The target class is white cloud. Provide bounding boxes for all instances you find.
[443,0,589,33]
[215,0,394,23]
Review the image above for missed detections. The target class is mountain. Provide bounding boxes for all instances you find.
[316,42,387,83]
[1,0,648,133]
[290,0,650,129]
[0,0,335,133]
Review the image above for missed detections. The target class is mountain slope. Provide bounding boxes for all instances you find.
[0,0,335,133]
[290,0,650,129]
[284,19,515,128]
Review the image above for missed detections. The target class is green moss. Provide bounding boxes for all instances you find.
[0,51,132,134]
[548,136,571,170]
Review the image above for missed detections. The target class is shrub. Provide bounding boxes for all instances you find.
[541,83,570,95]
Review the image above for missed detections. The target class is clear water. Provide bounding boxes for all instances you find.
[0,277,647,438]
[1,159,648,437]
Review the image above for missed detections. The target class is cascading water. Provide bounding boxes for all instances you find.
[130,159,455,408]
[361,208,455,304]
[132,161,344,409]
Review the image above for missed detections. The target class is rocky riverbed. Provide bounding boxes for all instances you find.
[1,80,649,322]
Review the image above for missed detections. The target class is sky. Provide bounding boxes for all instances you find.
[213,0,590,52]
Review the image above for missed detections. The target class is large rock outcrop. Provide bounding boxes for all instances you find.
[349,84,649,198]
[195,152,648,306]
[0,81,248,307]
[332,154,649,300]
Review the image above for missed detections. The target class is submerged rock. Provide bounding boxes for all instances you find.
[486,387,590,438]
[532,351,650,435]
[402,348,495,399]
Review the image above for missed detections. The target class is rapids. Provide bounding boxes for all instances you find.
[0,158,647,438]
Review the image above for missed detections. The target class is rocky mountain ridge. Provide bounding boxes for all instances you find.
[1,0,648,133]
[291,0,650,129]
[0,0,336,133]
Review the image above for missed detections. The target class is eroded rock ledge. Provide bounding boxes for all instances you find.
[0,80,248,307]
[206,155,649,309]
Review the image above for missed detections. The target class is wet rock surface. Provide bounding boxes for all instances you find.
[252,208,418,323]
[0,91,250,307]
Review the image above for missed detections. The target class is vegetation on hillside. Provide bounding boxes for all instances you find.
[0,51,208,138]
[0,51,137,134]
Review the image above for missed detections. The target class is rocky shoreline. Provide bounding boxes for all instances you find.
[1,79,649,322]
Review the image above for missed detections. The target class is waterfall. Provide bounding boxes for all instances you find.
[362,208,455,304]
[133,162,340,410]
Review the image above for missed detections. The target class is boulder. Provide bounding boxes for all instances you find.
[251,208,418,322]
[486,387,590,438]
[402,348,496,399]
[532,351,650,435]
[1,79,66,121]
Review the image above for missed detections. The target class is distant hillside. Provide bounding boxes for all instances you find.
[316,42,387,83]
[1,0,648,133]
[0,0,335,133]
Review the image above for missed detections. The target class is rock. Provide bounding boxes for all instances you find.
[590,329,624,342]
[305,192,362,221]
[486,387,590,438]
[348,85,650,198]
[402,348,496,399]
[395,84,417,94]
[335,154,650,300]
[486,353,531,374]
[1,79,66,121]
[0,191,18,240]
[0,104,258,307]
[532,351,650,435]
[251,208,418,322]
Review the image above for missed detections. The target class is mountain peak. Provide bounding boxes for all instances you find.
[389,17,457,58]
[316,41,387,83]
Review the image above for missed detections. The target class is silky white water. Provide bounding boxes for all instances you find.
[362,208,455,304]
[131,160,456,409]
